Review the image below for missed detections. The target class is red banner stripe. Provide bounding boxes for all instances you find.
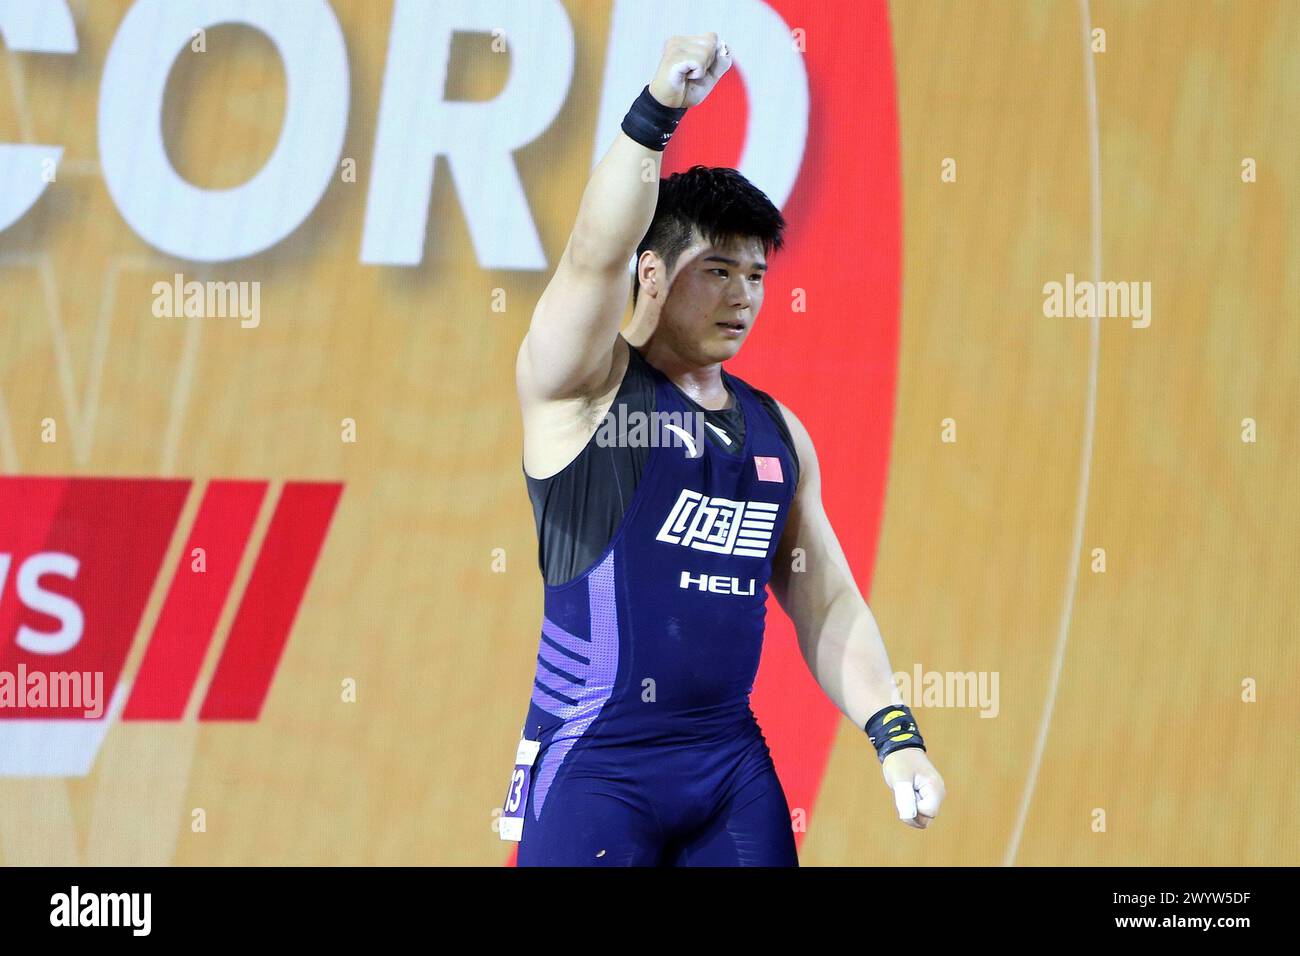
[199,482,343,721]
[0,478,72,661]
[728,0,902,846]
[124,480,268,721]
[0,477,190,720]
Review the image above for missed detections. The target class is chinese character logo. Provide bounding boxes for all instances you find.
[655,490,779,558]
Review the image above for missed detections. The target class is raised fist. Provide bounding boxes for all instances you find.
[648,33,734,109]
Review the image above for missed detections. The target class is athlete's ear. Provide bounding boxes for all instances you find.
[637,249,666,300]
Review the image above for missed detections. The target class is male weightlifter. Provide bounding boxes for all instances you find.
[505,33,945,866]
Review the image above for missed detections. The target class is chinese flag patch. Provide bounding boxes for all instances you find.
[754,456,784,483]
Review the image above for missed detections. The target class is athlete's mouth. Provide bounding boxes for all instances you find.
[716,320,746,334]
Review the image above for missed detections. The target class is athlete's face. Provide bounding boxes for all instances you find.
[660,234,768,364]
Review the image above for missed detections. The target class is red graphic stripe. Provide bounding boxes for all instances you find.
[124,480,268,720]
[720,0,902,846]
[0,477,190,719]
[0,478,72,657]
[199,482,343,721]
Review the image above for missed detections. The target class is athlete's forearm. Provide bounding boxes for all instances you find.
[800,589,902,729]
[565,129,664,275]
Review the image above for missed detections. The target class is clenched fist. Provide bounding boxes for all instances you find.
[649,33,734,109]
[882,747,946,829]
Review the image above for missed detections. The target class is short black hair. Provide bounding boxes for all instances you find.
[632,165,786,305]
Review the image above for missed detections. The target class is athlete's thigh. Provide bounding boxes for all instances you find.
[669,762,799,867]
[517,770,664,867]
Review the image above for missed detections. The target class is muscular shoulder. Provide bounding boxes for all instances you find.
[765,396,817,491]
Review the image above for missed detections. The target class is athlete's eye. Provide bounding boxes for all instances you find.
[710,268,729,278]
[748,274,763,282]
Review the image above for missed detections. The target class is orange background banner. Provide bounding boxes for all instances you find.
[0,0,1295,865]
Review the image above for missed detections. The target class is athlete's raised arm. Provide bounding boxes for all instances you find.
[769,400,948,830]
[516,34,732,408]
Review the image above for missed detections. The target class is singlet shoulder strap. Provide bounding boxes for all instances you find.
[720,367,802,485]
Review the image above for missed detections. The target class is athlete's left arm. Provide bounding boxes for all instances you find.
[769,399,946,829]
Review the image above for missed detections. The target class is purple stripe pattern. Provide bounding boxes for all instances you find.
[530,552,619,819]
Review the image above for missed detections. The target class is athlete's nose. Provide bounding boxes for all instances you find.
[731,277,753,312]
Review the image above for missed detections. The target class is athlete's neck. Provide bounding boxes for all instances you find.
[623,333,732,411]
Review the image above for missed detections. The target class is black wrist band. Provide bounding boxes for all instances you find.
[621,85,687,152]
[864,703,926,763]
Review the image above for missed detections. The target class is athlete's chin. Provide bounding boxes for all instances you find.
[702,331,747,361]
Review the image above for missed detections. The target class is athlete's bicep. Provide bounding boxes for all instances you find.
[770,402,863,646]
[518,236,630,403]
